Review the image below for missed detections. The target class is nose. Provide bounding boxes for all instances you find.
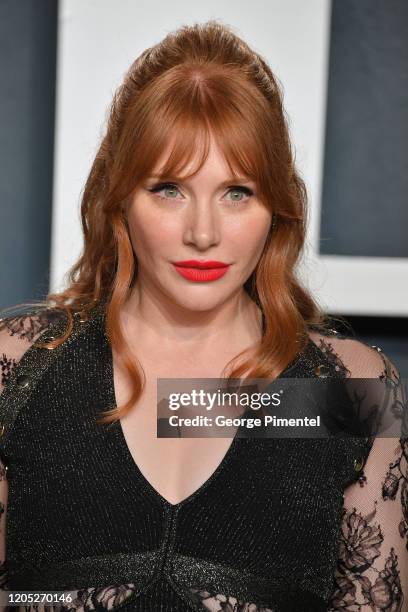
[182,199,221,250]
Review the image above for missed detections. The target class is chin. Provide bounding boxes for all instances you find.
[167,293,227,313]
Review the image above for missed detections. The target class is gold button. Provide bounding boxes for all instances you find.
[314,364,330,378]
[74,311,87,323]
[0,424,5,437]
[16,374,30,389]
[354,456,365,472]
[40,335,56,350]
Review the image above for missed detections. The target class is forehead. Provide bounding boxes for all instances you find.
[149,137,254,184]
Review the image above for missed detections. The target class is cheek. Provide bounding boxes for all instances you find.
[127,206,179,257]
[228,215,271,256]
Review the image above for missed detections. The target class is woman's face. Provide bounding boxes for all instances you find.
[125,136,272,314]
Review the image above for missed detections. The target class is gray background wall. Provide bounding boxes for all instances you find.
[0,0,58,306]
[321,0,408,257]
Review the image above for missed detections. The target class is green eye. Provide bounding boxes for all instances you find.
[148,182,254,205]
[149,183,180,199]
[224,186,254,206]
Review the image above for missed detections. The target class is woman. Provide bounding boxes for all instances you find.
[0,19,407,612]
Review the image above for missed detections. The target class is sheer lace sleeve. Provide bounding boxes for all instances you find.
[0,309,59,396]
[0,307,62,606]
[0,449,8,606]
[309,332,408,611]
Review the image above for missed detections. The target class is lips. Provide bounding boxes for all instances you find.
[172,260,229,269]
[172,260,231,282]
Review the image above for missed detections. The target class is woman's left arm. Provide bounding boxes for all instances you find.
[326,348,408,611]
[328,435,408,611]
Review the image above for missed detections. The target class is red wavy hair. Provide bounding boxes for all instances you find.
[3,19,337,425]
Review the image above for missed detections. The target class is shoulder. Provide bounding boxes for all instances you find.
[307,327,407,486]
[306,327,396,380]
[0,306,65,394]
[307,326,406,439]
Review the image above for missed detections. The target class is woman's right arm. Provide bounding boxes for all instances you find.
[0,308,55,610]
[0,458,9,609]
[0,314,17,610]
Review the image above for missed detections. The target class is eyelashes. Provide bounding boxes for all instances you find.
[147,182,254,206]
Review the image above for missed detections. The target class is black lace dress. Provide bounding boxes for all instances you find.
[0,306,406,612]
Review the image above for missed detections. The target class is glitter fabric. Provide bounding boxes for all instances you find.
[0,304,406,612]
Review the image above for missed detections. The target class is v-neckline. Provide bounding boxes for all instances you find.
[115,414,240,510]
[99,310,311,510]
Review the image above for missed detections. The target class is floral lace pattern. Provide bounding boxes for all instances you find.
[0,310,59,389]
[327,344,408,611]
[327,437,408,611]
[23,583,139,612]
[0,352,17,390]
[190,588,274,611]
[0,309,60,342]
[314,335,352,378]
[329,506,403,611]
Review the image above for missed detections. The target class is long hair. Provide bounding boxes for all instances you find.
[1,19,346,425]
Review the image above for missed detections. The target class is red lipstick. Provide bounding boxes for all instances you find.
[172,260,231,282]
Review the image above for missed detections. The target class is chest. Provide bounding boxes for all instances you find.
[113,358,240,506]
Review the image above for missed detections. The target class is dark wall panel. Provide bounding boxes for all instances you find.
[320,0,408,257]
[0,0,58,309]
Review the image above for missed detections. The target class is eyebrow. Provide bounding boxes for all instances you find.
[148,174,254,185]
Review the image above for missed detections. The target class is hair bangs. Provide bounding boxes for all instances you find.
[134,83,267,197]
